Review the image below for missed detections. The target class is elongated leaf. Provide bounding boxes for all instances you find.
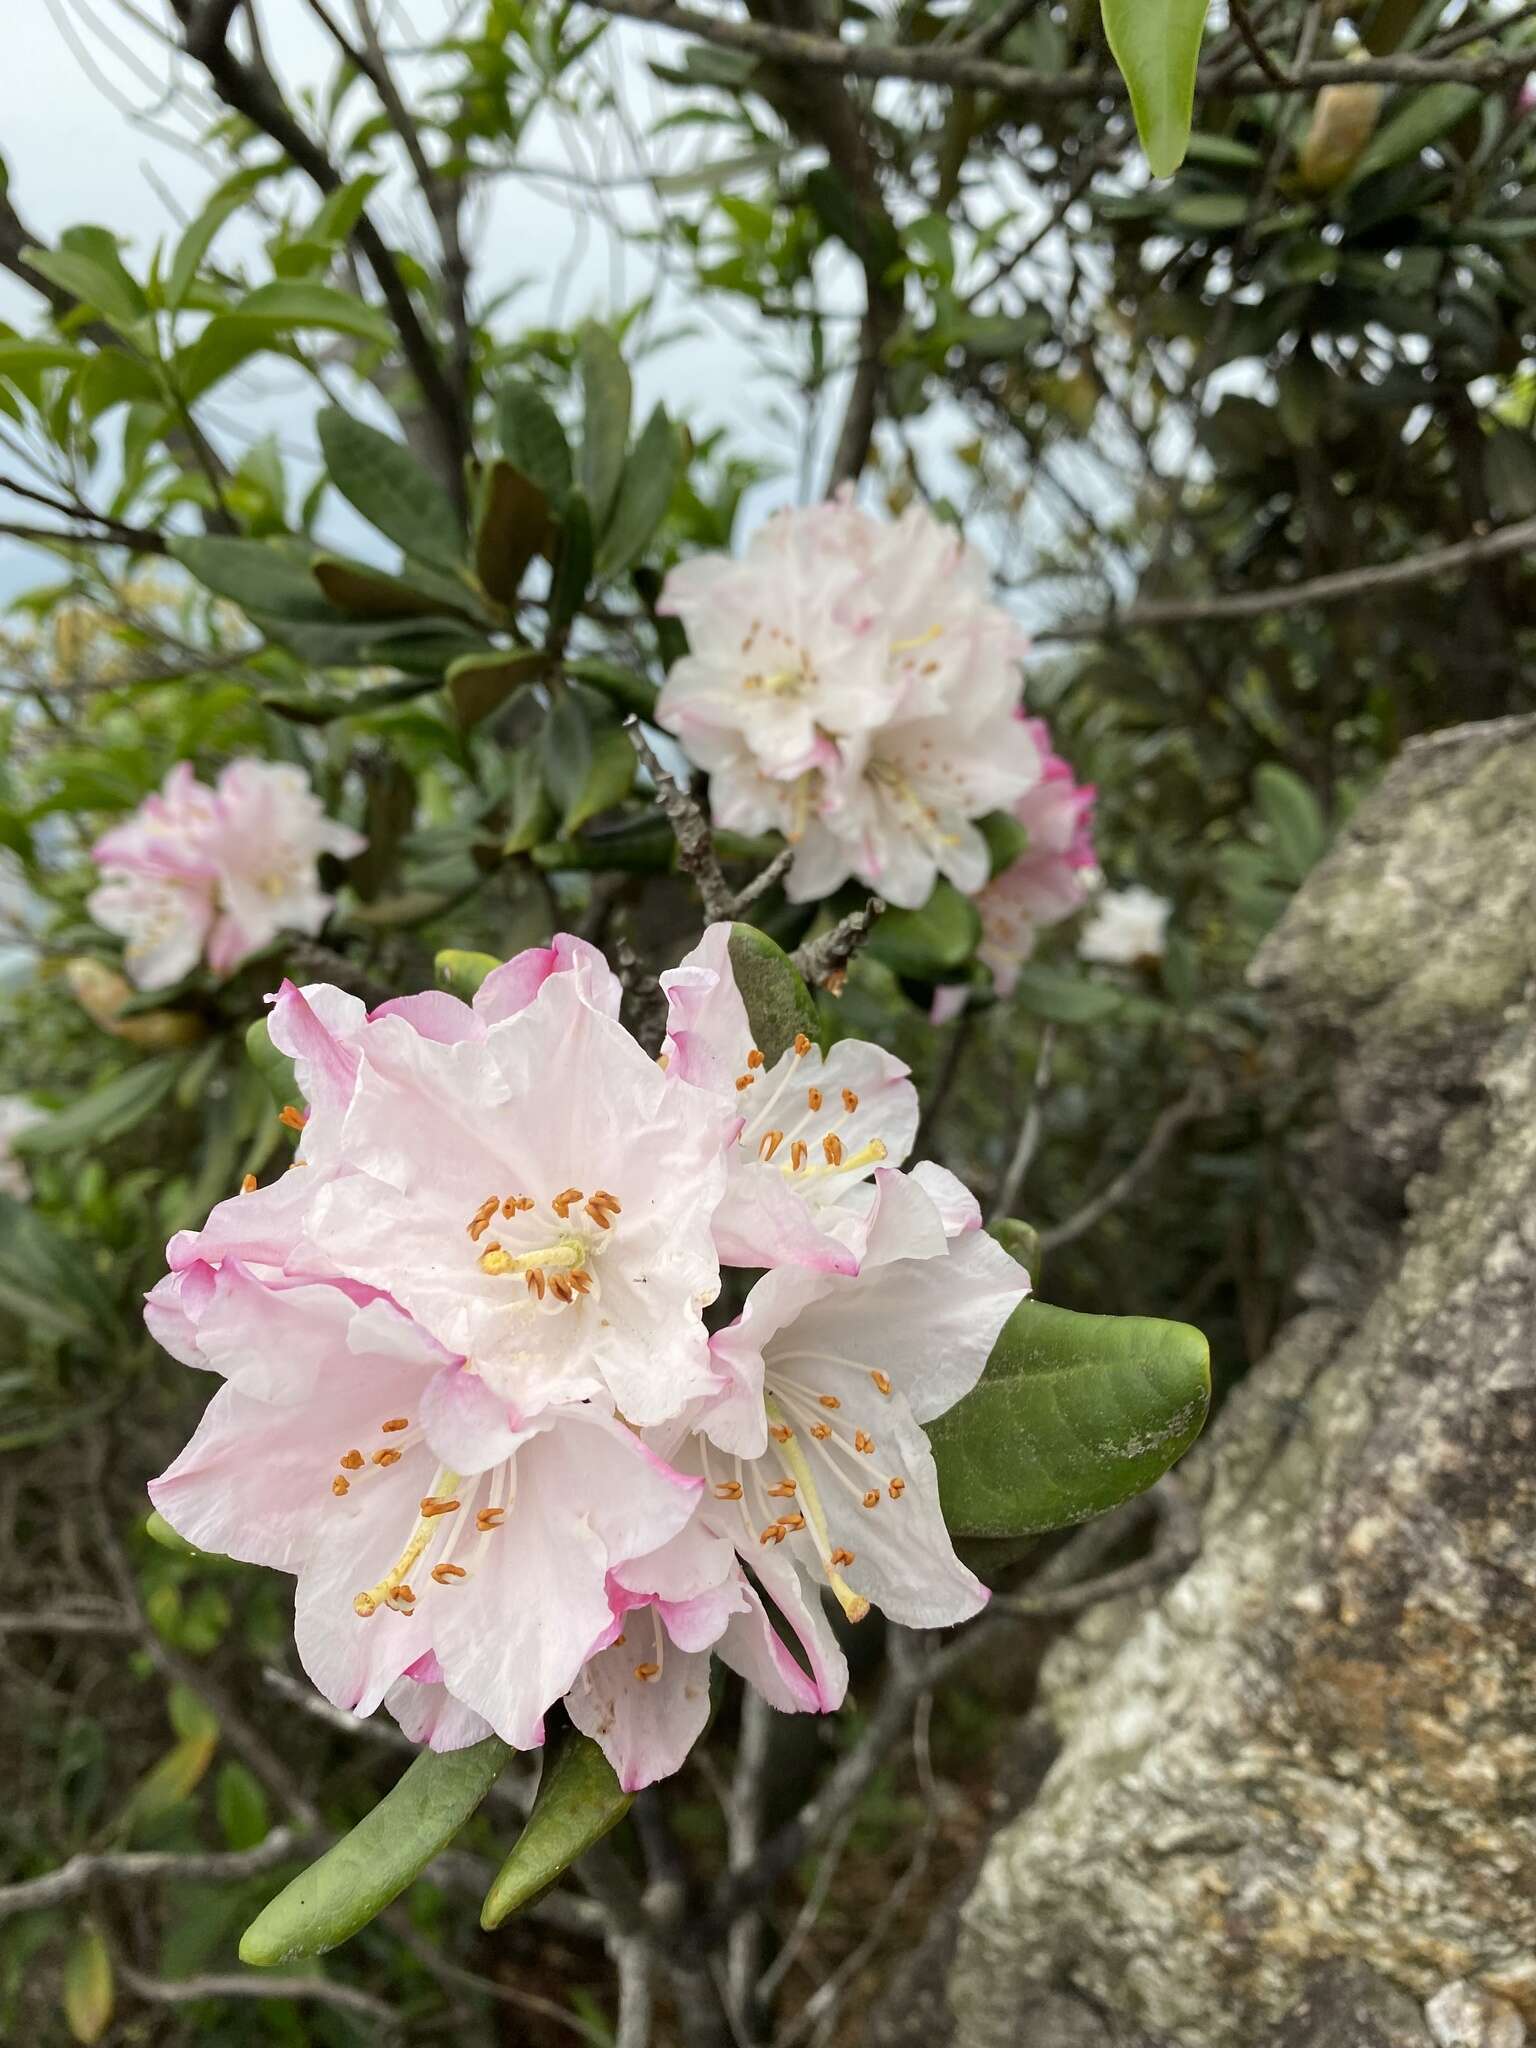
[166,191,244,311]
[1010,964,1124,1024]
[475,459,550,604]
[1101,0,1211,179]
[447,647,548,728]
[0,1194,111,1341]
[481,1729,631,1930]
[317,407,465,572]
[241,1738,513,1964]
[1344,82,1482,187]
[313,557,482,626]
[229,280,394,347]
[562,657,658,718]
[595,405,681,580]
[171,535,333,621]
[62,1927,113,2045]
[928,1300,1210,1537]
[435,949,503,997]
[729,924,819,1063]
[564,718,635,834]
[496,381,572,505]
[217,1761,271,1851]
[1254,763,1326,884]
[13,1055,180,1156]
[548,488,594,631]
[0,339,93,378]
[503,746,558,855]
[578,327,632,531]
[867,881,979,977]
[24,235,145,329]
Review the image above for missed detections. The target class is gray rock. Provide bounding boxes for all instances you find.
[941,718,1536,2048]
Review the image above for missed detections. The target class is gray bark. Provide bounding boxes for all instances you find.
[930,716,1536,2048]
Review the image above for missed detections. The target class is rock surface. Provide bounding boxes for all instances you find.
[938,717,1536,2048]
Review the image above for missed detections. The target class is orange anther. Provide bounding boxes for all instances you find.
[475,1508,506,1532]
[278,1104,306,1131]
[760,1130,784,1161]
[888,1477,906,1499]
[777,1513,806,1533]
[791,1141,808,1171]
[736,1074,755,1091]
[381,1418,409,1433]
[769,1423,793,1444]
[420,1497,461,1518]
[592,1190,621,1212]
[526,1268,546,1299]
[569,1270,593,1296]
[746,1048,764,1069]
[871,1370,892,1396]
[340,1449,364,1471]
[549,1273,575,1303]
[584,1199,614,1229]
[714,1481,744,1500]
[822,1134,844,1166]
[862,1490,881,1509]
[240,1173,258,1194]
[841,1089,859,1113]
[633,1662,661,1682]
[759,1524,787,1546]
[818,1394,841,1410]
[432,1563,467,1584]
[830,1548,856,1568]
[811,1423,832,1441]
[551,1187,584,1219]
[372,1448,403,1467]
[794,1033,811,1056]
[332,1475,350,1497]
[807,1086,823,1112]
[767,1479,797,1498]
[854,1430,874,1455]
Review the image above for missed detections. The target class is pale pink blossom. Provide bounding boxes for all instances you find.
[1078,884,1172,966]
[147,961,738,1748]
[657,497,1040,909]
[89,758,364,989]
[661,922,918,1274]
[0,1096,45,1200]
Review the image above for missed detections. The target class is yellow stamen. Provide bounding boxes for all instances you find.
[353,1469,462,1618]
[481,1240,585,1279]
[767,1395,867,1622]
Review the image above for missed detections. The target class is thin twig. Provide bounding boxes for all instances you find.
[116,1957,400,2035]
[626,719,736,922]
[726,1691,774,2019]
[1039,1081,1218,1252]
[789,898,884,993]
[1227,0,1292,86]
[614,1937,655,2048]
[990,1024,1055,1224]
[732,843,795,913]
[0,1832,304,1921]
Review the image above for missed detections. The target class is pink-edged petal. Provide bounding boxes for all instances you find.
[367,990,479,1044]
[709,1166,862,1277]
[611,1515,737,1605]
[474,934,622,1027]
[267,981,364,1131]
[566,1632,715,1791]
[384,1676,495,1753]
[659,923,753,1095]
[419,1363,542,1475]
[906,1161,982,1238]
[723,1550,847,1713]
[163,1164,325,1276]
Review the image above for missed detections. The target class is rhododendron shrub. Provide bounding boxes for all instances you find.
[89,759,365,988]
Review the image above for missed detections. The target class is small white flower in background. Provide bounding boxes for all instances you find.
[0,1096,45,1200]
[1078,884,1173,967]
[657,493,1041,910]
[88,759,366,990]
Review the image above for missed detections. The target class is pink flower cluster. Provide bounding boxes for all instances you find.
[973,718,1096,997]
[147,928,1027,1789]
[88,761,366,990]
[656,494,1044,910]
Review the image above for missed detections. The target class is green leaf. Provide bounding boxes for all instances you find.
[728,924,819,1063]
[435,949,503,997]
[24,232,146,329]
[928,1300,1210,1538]
[166,192,244,312]
[562,657,658,718]
[62,1926,113,2046]
[542,690,636,834]
[986,1215,1041,1284]
[13,1056,180,1156]
[118,1726,219,1836]
[446,647,549,728]
[216,1762,271,1852]
[548,488,594,632]
[578,327,632,532]
[0,339,94,380]
[317,407,465,572]
[244,1017,299,1113]
[228,280,395,347]
[313,556,477,623]
[1344,82,1482,187]
[1254,762,1326,884]
[496,381,573,505]
[475,459,550,604]
[978,809,1029,879]
[481,1729,631,1930]
[1100,0,1211,179]
[241,1738,513,1963]
[503,747,558,855]
[1009,965,1124,1024]
[145,1509,206,1558]
[171,535,333,621]
[594,405,681,580]
[803,166,902,278]
[867,881,979,977]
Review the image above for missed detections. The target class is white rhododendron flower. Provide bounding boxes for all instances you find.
[144,930,1024,1785]
[657,494,1041,909]
[1078,884,1173,966]
[89,759,365,989]
[0,1096,45,1200]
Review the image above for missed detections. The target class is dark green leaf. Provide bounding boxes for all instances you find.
[446,647,549,728]
[978,809,1029,878]
[594,405,681,580]
[216,1762,271,1852]
[313,556,477,622]
[496,382,572,505]
[562,657,658,718]
[475,459,550,604]
[728,924,819,1063]
[241,1738,513,1964]
[578,327,632,531]
[1100,0,1211,178]
[171,535,333,621]
[1344,83,1482,186]
[481,1729,632,1930]
[548,488,594,632]
[0,1193,113,1341]
[867,882,979,976]
[317,407,465,572]
[1254,762,1326,883]
[14,1056,180,1156]
[928,1299,1210,1537]
[503,746,558,855]
[1010,965,1124,1025]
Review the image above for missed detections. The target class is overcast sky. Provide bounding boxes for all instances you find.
[0,0,826,599]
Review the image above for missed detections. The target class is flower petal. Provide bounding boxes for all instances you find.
[566,1630,715,1791]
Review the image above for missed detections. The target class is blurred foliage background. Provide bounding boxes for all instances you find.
[3,0,1535,2041]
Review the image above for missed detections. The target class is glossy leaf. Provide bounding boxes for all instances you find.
[579,326,632,531]
[729,924,819,1063]
[317,407,465,572]
[475,458,550,604]
[446,647,549,728]
[594,404,681,580]
[62,1927,113,2046]
[241,1738,513,1964]
[867,881,979,976]
[1100,0,1211,179]
[435,948,503,997]
[928,1299,1210,1537]
[496,380,572,504]
[481,1729,631,1930]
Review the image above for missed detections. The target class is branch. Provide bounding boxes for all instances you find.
[117,1958,400,2035]
[576,0,1535,101]
[0,1832,304,1921]
[1039,1080,1220,1253]
[789,896,883,993]
[626,719,737,921]
[1226,0,1292,87]
[1035,514,1536,642]
[990,1023,1055,1224]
